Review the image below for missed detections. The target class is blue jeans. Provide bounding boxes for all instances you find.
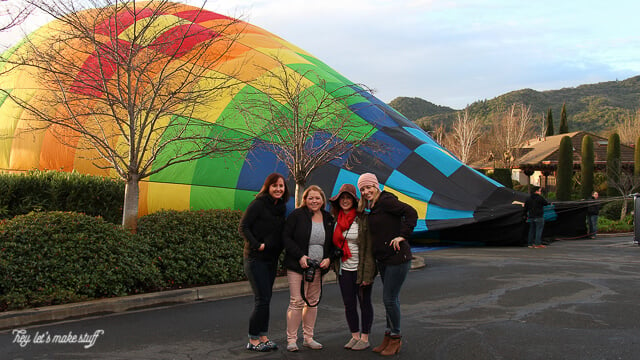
[377,261,410,336]
[244,257,277,339]
[528,217,544,246]
[588,215,598,236]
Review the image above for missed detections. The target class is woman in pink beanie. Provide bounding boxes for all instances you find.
[356,172,417,356]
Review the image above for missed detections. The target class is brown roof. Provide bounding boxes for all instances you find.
[516,131,635,168]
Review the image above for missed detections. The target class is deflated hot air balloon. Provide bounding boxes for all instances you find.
[0,1,540,243]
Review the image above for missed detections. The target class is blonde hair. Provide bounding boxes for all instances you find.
[300,185,326,209]
[357,186,381,213]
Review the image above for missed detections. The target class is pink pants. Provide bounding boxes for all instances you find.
[286,270,322,343]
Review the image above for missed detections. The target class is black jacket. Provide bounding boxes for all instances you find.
[524,193,548,219]
[367,191,417,265]
[239,194,287,261]
[283,207,336,274]
[587,196,600,215]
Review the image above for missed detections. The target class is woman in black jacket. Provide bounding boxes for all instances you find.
[357,173,417,356]
[239,173,289,352]
[282,185,336,352]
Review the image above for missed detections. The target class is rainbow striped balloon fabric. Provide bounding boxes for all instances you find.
[0,2,526,241]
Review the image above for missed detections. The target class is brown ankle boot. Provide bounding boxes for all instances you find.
[380,335,402,356]
[372,333,391,353]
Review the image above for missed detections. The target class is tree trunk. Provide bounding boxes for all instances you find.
[122,177,140,233]
[620,197,628,221]
[295,182,304,208]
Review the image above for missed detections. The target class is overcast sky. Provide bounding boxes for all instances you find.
[6,0,640,109]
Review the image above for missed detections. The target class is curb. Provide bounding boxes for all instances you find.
[0,256,425,331]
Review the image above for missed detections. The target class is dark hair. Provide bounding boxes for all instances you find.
[258,173,290,202]
[329,192,358,218]
[529,185,540,195]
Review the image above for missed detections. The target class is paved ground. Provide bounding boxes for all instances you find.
[2,235,640,359]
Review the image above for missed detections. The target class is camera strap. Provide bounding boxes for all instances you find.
[300,275,323,308]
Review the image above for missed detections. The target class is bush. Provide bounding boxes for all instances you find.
[137,209,246,288]
[599,198,634,220]
[0,212,160,311]
[0,170,124,223]
[598,214,634,233]
[487,168,513,188]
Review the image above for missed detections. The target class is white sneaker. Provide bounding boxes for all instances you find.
[287,342,299,352]
[303,339,323,350]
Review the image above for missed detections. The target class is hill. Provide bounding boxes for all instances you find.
[387,97,455,121]
[389,75,640,135]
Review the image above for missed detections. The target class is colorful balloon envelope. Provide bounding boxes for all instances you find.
[0,2,528,242]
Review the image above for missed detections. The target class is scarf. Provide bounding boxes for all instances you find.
[333,209,357,261]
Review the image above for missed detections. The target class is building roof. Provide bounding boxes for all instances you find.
[516,131,635,168]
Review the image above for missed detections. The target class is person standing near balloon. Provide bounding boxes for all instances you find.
[329,183,376,351]
[357,173,417,356]
[239,173,290,352]
[282,185,336,352]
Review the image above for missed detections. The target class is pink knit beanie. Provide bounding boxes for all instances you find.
[357,172,379,191]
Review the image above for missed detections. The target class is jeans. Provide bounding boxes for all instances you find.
[588,215,598,236]
[244,257,277,339]
[338,270,373,334]
[528,217,544,246]
[377,261,410,336]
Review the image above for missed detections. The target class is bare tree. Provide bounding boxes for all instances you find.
[1,0,250,231]
[616,109,640,146]
[234,55,379,206]
[430,123,447,146]
[0,0,32,33]
[490,103,534,167]
[449,107,482,164]
[607,163,640,220]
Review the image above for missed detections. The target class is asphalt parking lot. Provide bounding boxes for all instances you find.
[2,235,640,359]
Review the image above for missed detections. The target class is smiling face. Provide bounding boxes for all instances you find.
[268,177,285,199]
[360,184,379,201]
[339,193,355,211]
[305,190,324,212]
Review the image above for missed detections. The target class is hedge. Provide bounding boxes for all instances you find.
[137,209,246,288]
[0,209,247,311]
[0,170,124,223]
[0,212,160,311]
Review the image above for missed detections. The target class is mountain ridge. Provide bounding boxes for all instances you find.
[388,75,640,135]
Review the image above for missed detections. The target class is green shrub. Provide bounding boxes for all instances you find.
[0,212,160,311]
[0,170,124,223]
[137,209,246,288]
[599,199,634,220]
[488,168,513,188]
[598,214,634,233]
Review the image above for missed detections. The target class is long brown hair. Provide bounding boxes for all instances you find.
[257,173,290,202]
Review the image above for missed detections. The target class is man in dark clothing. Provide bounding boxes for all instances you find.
[524,186,549,248]
[587,191,600,238]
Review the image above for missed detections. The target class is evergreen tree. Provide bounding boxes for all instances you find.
[545,108,554,136]
[559,103,569,134]
[606,132,621,197]
[556,136,573,201]
[581,135,594,199]
[635,136,640,180]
